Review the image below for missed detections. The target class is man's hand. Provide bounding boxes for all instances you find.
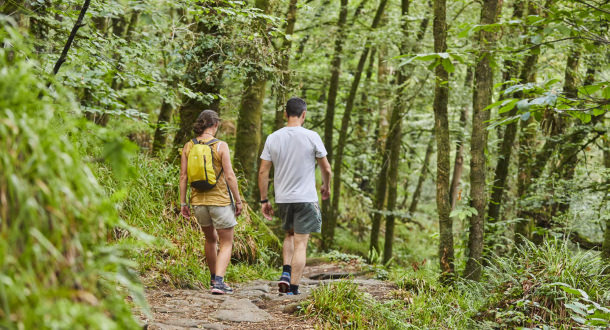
[180,205,191,218]
[235,202,243,217]
[320,184,330,200]
[262,202,274,220]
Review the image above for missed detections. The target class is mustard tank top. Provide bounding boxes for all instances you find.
[184,138,232,206]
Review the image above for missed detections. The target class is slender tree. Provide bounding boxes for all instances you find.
[464,0,500,281]
[52,0,91,75]
[321,0,349,251]
[450,68,472,210]
[602,130,610,266]
[432,0,454,277]
[486,1,525,224]
[329,0,388,249]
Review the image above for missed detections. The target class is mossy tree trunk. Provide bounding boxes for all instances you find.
[464,0,499,282]
[433,0,454,278]
[172,18,225,158]
[234,0,271,201]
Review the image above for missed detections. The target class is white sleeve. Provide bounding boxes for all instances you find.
[313,132,328,158]
[260,136,272,161]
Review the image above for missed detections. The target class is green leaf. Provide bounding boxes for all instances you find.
[499,99,519,114]
[441,58,455,73]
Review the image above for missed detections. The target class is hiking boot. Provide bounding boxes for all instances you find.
[286,291,300,296]
[278,272,291,293]
[211,281,234,295]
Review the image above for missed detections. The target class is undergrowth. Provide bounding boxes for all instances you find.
[300,280,407,329]
[0,24,143,329]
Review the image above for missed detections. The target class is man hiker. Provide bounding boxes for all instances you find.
[258,97,332,295]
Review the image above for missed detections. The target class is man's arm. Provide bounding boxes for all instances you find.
[317,157,332,200]
[258,159,274,220]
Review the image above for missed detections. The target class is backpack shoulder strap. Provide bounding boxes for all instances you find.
[192,138,199,145]
[204,138,219,146]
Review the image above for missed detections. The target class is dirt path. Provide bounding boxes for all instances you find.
[138,262,396,329]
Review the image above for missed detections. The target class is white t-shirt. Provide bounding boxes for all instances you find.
[260,126,328,203]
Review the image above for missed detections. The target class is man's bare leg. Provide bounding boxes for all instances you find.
[290,233,309,287]
[283,231,295,264]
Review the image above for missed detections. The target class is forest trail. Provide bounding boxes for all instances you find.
[137,262,396,329]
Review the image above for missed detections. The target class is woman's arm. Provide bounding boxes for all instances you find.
[179,143,191,218]
[219,142,243,216]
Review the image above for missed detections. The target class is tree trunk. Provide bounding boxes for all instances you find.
[330,0,388,249]
[432,0,454,278]
[172,19,224,158]
[274,0,299,130]
[449,68,472,210]
[52,0,91,75]
[321,0,349,251]
[602,129,610,265]
[152,97,174,157]
[485,1,525,223]
[234,0,272,201]
[408,134,434,220]
[463,0,499,281]
[235,77,267,199]
[382,100,403,264]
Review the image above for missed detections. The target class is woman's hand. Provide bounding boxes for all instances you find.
[234,202,243,217]
[181,205,191,218]
[262,201,274,220]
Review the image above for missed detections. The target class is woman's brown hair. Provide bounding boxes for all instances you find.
[193,110,220,135]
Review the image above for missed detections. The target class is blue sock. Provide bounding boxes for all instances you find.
[215,275,224,284]
[282,265,292,274]
[211,273,216,284]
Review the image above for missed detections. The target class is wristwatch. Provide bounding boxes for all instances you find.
[260,199,269,204]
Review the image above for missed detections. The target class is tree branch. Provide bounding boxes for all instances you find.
[52,0,91,75]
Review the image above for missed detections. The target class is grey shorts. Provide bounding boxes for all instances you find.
[193,205,237,229]
[277,202,322,234]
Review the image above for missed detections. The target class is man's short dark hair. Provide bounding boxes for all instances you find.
[286,97,307,118]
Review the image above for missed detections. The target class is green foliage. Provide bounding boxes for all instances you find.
[475,239,610,328]
[301,281,407,329]
[0,25,143,329]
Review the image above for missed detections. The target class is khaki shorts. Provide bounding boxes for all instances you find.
[193,205,237,229]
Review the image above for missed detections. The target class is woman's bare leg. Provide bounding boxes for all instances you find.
[215,227,234,276]
[202,225,218,277]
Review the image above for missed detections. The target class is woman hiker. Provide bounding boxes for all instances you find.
[179,110,243,295]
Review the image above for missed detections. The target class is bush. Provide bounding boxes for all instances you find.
[0,24,143,329]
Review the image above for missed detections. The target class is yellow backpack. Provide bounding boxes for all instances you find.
[187,138,222,191]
